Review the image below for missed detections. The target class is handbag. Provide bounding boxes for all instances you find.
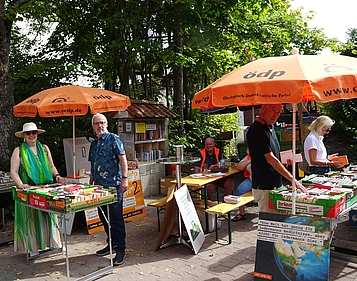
[298,153,310,174]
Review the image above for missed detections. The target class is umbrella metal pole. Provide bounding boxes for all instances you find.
[73,116,76,178]
[292,104,297,215]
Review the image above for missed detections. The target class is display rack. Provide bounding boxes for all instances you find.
[117,119,167,163]
[110,99,178,197]
[13,184,117,280]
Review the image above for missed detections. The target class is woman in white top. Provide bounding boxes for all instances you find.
[304,116,343,175]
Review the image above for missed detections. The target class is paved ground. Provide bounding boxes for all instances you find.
[1,198,357,281]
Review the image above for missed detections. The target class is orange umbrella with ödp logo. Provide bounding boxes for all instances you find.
[13,85,131,177]
[192,54,357,215]
[13,84,131,117]
[192,54,357,109]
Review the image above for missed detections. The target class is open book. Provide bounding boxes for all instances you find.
[331,155,349,166]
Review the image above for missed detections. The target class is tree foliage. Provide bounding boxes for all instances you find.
[1,0,343,174]
[323,28,357,146]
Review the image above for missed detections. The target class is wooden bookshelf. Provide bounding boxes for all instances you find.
[118,119,168,164]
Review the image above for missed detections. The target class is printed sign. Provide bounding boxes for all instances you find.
[135,122,146,133]
[254,212,331,281]
[123,168,146,221]
[146,123,157,130]
[174,184,205,254]
[84,208,104,234]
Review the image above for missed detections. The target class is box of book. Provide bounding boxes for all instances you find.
[268,186,346,218]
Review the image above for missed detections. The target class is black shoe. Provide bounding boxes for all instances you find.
[113,251,126,266]
[96,245,110,256]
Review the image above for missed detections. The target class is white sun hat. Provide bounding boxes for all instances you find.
[15,122,46,138]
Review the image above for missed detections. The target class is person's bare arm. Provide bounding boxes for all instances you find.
[10,147,29,189]
[118,154,129,192]
[237,157,250,171]
[89,173,93,185]
[308,148,342,168]
[264,152,307,192]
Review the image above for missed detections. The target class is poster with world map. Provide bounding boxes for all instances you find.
[254,212,331,281]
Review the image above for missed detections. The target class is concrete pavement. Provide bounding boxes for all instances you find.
[0,198,357,281]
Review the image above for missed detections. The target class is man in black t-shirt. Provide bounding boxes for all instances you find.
[247,104,307,212]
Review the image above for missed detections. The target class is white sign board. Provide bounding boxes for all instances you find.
[174,184,205,254]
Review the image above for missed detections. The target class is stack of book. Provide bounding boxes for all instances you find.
[224,195,242,204]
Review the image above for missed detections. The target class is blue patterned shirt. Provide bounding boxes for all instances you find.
[89,132,125,188]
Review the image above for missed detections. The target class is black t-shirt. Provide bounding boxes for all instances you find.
[247,121,282,190]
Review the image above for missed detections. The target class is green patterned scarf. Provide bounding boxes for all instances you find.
[19,141,53,185]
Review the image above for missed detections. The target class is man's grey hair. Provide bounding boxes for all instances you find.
[91,113,107,124]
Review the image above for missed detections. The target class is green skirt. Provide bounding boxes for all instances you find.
[14,202,62,253]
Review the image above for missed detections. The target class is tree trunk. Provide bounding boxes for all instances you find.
[0,0,33,169]
[173,32,184,123]
[0,2,19,170]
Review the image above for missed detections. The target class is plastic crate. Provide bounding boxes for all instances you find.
[268,186,346,218]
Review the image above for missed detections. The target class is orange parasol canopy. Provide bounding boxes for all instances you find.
[13,85,131,117]
[192,54,357,109]
[13,85,131,178]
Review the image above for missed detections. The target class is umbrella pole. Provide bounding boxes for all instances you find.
[292,104,297,215]
[73,116,76,178]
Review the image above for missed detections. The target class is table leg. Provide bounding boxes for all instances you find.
[204,186,209,234]
[1,207,4,229]
[25,206,30,265]
[76,206,113,281]
[97,205,114,267]
[63,214,70,279]
[107,204,113,267]
[21,202,115,280]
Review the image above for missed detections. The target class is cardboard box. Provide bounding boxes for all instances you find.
[28,191,48,209]
[47,193,117,213]
[13,185,117,214]
[300,124,309,143]
[282,130,300,142]
[160,176,175,195]
[12,188,29,203]
[268,186,346,218]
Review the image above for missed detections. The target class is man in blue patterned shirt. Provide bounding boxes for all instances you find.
[89,113,129,266]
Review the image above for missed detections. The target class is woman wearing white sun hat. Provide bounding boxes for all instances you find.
[10,122,64,254]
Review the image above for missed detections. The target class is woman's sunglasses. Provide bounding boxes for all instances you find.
[24,131,38,136]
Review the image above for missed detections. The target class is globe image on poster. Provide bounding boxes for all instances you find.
[273,216,330,281]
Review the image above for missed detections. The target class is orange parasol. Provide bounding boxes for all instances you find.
[13,85,131,177]
[13,85,131,117]
[192,54,357,214]
[192,54,357,109]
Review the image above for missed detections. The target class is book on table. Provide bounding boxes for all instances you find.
[224,195,242,204]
